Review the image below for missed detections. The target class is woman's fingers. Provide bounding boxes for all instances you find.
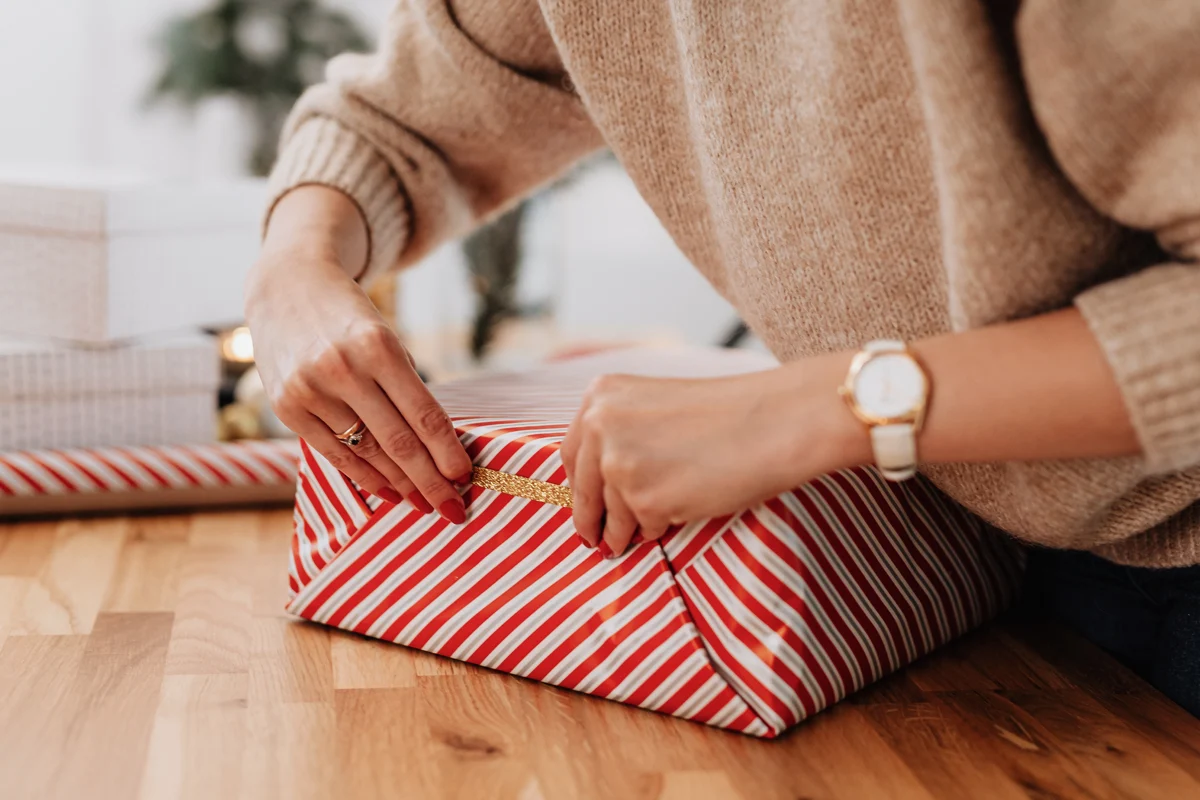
[601,485,639,558]
[561,408,582,486]
[638,521,671,543]
[296,387,424,504]
[367,333,474,483]
[329,380,463,523]
[284,409,398,502]
[571,435,604,548]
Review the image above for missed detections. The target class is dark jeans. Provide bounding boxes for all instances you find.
[1023,548,1200,717]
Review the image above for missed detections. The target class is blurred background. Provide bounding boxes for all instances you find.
[0,0,753,515]
[0,0,746,359]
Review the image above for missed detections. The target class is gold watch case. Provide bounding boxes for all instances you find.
[837,346,931,430]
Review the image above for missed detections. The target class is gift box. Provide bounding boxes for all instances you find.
[0,167,265,342]
[287,348,1023,737]
[0,332,220,450]
[0,439,300,517]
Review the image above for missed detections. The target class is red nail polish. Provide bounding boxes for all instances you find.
[596,541,614,559]
[454,470,474,485]
[407,493,434,514]
[377,487,404,505]
[438,500,467,525]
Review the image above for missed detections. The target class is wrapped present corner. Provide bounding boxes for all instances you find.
[287,348,1023,737]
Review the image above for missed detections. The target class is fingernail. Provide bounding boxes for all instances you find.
[406,493,434,514]
[438,499,467,525]
[377,487,404,505]
[596,541,614,559]
[578,533,598,549]
[453,470,474,486]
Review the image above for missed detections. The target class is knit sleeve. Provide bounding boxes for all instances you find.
[265,0,603,284]
[1017,0,1200,474]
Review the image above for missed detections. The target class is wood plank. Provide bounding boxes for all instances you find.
[413,673,541,800]
[241,701,337,800]
[777,705,937,800]
[0,575,29,642]
[1003,689,1200,800]
[1,509,1197,799]
[904,634,1001,693]
[0,519,58,576]
[163,546,252,675]
[330,629,418,690]
[498,672,599,800]
[966,627,1075,691]
[862,701,1035,800]
[1012,620,1200,782]
[128,514,192,543]
[934,689,1123,799]
[657,771,744,800]
[187,510,261,554]
[45,612,174,800]
[137,674,249,800]
[5,517,126,635]
[0,634,90,800]
[249,615,332,704]
[102,529,185,613]
[1010,621,1146,694]
[1088,689,1200,785]
[334,689,428,800]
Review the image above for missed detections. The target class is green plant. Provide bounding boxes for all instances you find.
[148,0,368,175]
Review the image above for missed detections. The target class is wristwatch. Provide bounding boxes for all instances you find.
[838,340,931,481]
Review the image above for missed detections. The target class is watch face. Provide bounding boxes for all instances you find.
[853,353,926,420]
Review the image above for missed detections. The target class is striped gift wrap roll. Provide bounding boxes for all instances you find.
[0,439,300,516]
[288,348,1024,737]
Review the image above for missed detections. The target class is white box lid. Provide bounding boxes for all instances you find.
[0,165,266,235]
[0,331,221,399]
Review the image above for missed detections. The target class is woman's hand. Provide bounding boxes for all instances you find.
[245,187,473,522]
[559,358,866,557]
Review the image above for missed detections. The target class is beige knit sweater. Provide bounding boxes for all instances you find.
[267,0,1200,567]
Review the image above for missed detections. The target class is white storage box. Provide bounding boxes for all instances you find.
[0,167,265,342]
[0,332,220,450]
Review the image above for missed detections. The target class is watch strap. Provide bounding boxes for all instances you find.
[863,339,906,354]
[870,423,918,482]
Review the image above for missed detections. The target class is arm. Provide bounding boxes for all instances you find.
[265,0,602,283]
[826,308,1140,468]
[247,0,601,520]
[563,0,1200,556]
[561,308,1140,555]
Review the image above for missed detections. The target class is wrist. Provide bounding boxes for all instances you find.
[774,351,872,480]
[263,185,369,279]
[244,240,350,322]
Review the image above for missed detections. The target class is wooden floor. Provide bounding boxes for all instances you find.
[1,510,1199,800]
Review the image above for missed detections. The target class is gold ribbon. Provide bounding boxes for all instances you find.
[469,466,573,508]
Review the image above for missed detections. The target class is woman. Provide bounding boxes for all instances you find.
[246,0,1200,713]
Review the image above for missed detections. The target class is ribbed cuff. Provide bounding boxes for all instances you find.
[265,116,409,283]
[1076,263,1200,474]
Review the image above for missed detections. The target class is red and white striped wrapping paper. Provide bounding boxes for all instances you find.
[288,348,1023,737]
[0,439,300,516]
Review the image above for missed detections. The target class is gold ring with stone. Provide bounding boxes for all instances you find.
[334,418,367,447]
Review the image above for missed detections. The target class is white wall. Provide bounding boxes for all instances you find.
[0,0,742,350]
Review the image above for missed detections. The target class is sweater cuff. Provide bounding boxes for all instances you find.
[1076,264,1200,474]
[265,116,409,283]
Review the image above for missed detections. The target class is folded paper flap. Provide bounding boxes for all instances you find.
[669,469,1024,731]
